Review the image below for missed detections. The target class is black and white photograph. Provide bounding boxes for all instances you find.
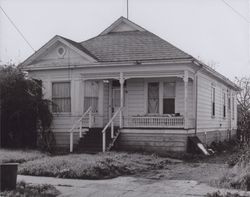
[0,0,250,196]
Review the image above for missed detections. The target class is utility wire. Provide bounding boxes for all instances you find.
[0,6,36,52]
[220,0,250,23]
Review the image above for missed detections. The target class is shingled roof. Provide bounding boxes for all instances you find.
[80,31,192,62]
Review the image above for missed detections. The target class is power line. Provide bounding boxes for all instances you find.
[220,0,250,23]
[0,6,36,52]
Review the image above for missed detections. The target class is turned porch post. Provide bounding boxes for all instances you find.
[119,73,125,128]
[184,70,188,129]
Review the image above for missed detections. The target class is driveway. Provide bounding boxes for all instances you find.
[18,175,250,197]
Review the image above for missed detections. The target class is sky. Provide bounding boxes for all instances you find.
[0,0,249,80]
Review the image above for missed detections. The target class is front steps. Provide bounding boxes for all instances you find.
[76,127,120,153]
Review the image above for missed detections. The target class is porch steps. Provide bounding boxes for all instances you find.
[76,127,119,153]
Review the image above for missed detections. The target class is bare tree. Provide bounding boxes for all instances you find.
[235,76,250,143]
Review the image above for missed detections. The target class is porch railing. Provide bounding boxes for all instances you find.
[69,106,93,152]
[102,107,123,152]
[124,116,185,128]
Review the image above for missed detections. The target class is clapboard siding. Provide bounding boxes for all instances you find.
[117,130,188,152]
[197,72,237,132]
[117,128,237,153]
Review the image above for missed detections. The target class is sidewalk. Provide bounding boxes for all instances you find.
[18,175,250,197]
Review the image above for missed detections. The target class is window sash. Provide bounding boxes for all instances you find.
[211,87,215,116]
[52,82,71,113]
[148,82,159,114]
[223,92,226,118]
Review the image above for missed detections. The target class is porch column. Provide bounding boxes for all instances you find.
[119,73,125,128]
[184,71,188,129]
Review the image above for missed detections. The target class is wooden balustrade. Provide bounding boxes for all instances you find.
[102,107,123,152]
[69,106,93,152]
[125,116,185,128]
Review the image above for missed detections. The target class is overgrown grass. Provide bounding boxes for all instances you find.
[211,147,250,191]
[19,152,171,179]
[0,181,60,197]
[0,149,46,163]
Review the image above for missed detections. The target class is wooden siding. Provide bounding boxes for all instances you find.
[117,129,188,152]
[196,72,237,132]
[117,129,237,153]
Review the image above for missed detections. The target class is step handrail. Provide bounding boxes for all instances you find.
[101,106,123,152]
[69,106,92,152]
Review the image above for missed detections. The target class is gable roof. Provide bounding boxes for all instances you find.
[20,35,97,68]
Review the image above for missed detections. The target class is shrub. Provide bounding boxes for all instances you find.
[0,65,53,150]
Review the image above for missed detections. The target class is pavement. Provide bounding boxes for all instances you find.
[18,175,250,197]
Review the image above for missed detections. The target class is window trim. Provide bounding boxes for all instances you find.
[51,81,71,114]
[163,82,176,114]
[223,91,226,118]
[145,80,176,115]
[211,86,216,118]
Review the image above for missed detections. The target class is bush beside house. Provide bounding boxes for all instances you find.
[0,65,53,150]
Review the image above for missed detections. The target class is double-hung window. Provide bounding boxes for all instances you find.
[163,82,175,114]
[52,82,71,113]
[223,92,226,118]
[84,81,99,113]
[211,86,215,117]
[148,82,159,114]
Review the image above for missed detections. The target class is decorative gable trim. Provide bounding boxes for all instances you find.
[99,16,146,35]
[20,35,97,68]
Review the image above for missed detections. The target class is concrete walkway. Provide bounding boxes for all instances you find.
[18,175,250,197]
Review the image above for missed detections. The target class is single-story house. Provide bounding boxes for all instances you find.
[21,17,240,153]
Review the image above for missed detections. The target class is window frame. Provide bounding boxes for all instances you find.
[223,91,226,118]
[51,81,71,114]
[147,82,160,114]
[162,82,176,114]
[211,86,216,118]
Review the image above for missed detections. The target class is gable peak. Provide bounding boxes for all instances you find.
[99,16,146,35]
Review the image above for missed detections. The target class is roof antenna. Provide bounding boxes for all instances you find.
[126,0,129,19]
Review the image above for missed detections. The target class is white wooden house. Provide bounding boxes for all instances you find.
[21,17,240,153]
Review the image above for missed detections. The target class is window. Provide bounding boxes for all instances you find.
[163,82,175,114]
[228,97,231,110]
[52,82,71,113]
[211,86,215,117]
[223,92,226,118]
[232,96,235,120]
[84,81,99,113]
[148,82,159,114]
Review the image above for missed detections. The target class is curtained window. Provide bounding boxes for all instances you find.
[148,82,159,114]
[84,81,99,113]
[52,82,71,113]
[163,82,175,114]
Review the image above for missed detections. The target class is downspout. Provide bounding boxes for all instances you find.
[193,61,203,135]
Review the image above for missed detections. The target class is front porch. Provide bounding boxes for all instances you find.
[68,70,196,152]
[83,70,195,130]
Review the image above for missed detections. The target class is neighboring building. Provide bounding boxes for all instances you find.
[20,17,240,153]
